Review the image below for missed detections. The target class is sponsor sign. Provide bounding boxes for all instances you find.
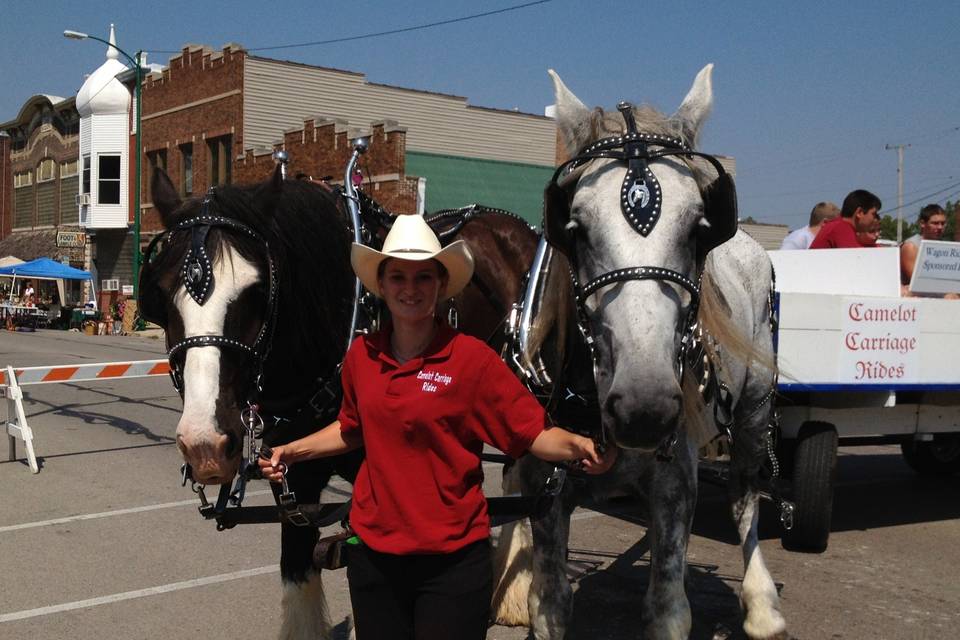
[56,231,86,248]
[909,240,960,295]
[838,298,920,382]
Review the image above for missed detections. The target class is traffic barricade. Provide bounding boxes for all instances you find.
[2,360,171,474]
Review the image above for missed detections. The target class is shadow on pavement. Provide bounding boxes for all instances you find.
[565,535,758,639]
[693,447,960,546]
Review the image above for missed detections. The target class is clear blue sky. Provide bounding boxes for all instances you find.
[2,0,957,231]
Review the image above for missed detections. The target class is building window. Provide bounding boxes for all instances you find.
[13,173,34,228]
[14,171,33,188]
[207,135,232,187]
[180,143,193,196]
[37,158,56,182]
[147,149,167,202]
[98,154,121,205]
[61,159,79,177]
[82,155,91,194]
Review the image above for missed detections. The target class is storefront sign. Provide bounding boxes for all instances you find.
[56,231,86,248]
[910,240,960,295]
[837,298,920,382]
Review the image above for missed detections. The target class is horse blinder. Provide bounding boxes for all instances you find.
[543,181,574,256]
[697,171,738,258]
[138,234,170,327]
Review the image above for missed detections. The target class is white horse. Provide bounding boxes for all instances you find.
[492,65,787,640]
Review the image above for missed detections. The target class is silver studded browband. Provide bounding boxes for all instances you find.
[168,334,259,360]
[579,266,700,303]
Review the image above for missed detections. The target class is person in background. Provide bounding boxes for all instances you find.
[780,201,840,250]
[259,214,617,640]
[900,204,948,284]
[809,189,882,249]
[899,204,957,298]
[856,217,882,247]
[23,281,36,307]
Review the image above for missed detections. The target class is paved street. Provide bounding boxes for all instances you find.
[1,329,959,639]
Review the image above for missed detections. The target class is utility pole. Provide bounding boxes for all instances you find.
[885,143,910,243]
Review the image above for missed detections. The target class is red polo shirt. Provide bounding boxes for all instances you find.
[338,323,547,554]
[809,217,859,249]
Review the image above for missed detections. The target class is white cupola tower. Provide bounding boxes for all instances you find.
[76,24,132,229]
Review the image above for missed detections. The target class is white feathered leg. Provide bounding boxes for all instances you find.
[733,495,787,639]
[491,461,533,626]
[278,571,332,640]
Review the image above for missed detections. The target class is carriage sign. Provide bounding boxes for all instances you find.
[837,298,920,383]
[909,240,960,295]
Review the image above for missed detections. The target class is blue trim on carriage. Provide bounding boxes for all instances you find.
[778,383,960,392]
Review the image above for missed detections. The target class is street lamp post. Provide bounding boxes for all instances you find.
[64,29,143,299]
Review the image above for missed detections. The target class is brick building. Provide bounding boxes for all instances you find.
[2,33,558,299]
[0,95,85,267]
[136,43,556,238]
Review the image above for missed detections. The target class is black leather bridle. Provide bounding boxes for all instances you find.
[543,102,739,456]
[142,189,279,399]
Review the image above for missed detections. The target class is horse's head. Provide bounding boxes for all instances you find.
[546,65,737,451]
[140,169,280,484]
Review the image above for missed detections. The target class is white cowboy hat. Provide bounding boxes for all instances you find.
[351,214,475,298]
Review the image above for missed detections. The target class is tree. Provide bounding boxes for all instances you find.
[879,215,917,242]
[945,200,957,241]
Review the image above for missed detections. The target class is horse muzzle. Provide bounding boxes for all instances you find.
[176,429,241,485]
[604,388,682,451]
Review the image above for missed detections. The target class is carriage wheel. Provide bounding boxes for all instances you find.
[900,435,960,475]
[782,422,837,553]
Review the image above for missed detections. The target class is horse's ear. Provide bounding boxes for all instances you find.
[549,69,593,158]
[152,168,182,230]
[673,63,714,148]
[251,164,285,217]
[270,163,284,191]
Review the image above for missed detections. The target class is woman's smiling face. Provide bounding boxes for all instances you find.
[377,258,448,323]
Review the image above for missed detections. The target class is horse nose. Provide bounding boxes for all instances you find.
[176,428,233,484]
[605,389,682,451]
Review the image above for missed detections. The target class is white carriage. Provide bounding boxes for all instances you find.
[770,246,960,550]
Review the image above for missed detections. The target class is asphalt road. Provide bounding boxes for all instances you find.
[1,329,958,639]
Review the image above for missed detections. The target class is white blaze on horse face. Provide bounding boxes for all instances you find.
[175,245,260,479]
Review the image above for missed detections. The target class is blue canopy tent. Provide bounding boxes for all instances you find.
[0,257,95,307]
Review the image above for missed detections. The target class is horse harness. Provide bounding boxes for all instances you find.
[145,181,564,532]
[542,102,743,459]
[140,186,367,530]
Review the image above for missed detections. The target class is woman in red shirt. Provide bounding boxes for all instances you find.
[260,214,616,640]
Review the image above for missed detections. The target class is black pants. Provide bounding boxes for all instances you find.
[347,539,493,640]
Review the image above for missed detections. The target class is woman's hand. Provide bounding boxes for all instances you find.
[257,445,288,484]
[576,437,618,475]
[529,427,618,474]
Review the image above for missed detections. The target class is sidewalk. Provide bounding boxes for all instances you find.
[126,325,165,341]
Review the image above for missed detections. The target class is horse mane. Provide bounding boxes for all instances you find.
[170,179,353,399]
[525,250,573,376]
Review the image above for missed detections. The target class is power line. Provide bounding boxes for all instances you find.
[750,124,960,173]
[149,1,554,54]
[885,179,960,215]
[755,178,960,224]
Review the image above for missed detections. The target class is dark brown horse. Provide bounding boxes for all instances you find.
[140,166,549,639]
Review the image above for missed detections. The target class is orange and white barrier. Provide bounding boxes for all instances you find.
[2,360,171,474]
